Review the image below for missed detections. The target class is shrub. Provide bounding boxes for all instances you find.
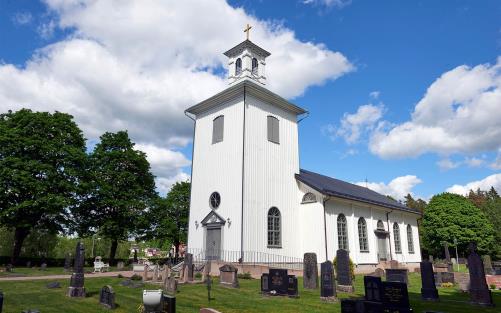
[195,272,202,279]
[490,284,497,290]
[237,272,252,279]
[441,282,454,288]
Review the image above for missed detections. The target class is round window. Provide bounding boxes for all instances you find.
[210,192,221,209]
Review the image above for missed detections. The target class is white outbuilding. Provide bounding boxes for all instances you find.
[185,37,422,269]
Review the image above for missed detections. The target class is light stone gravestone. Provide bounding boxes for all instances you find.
[219,264,239,288]
[420,260,438,301]
[455,272,470,292]
[184,253,194,282]
[67,241,85,297]
[303,253,318,289]
[99,285,116,309]
[443,242,453,272]
[164,275,178,296]
[143,264,149,281]
[482,255,495,275]
[336,249,353,293]
[468,242,493,306]
[40,263,47,271]
[116,261,124,271]
[153,265,159,282]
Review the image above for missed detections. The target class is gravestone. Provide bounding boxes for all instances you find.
[67,241,86,297]
[99,285,116,309]
[451,257,457,265]
[26,261,31,268]
[455,272,470,292]
[303,253,318,289]
[64,253,72,272]
[164,266,171,284]
[133,249,138,263]
[428,255,434,263]
[40,263,47,271]
[202,262,211,282]
[261,273,269,293]
[320,261,336,300]
[287,275,299,297]
[46,281,61,289]
[184,253,194,282]
[164,275,178,295]
[482,255,495,275]
[443,242,453,272]
[374,268,384,277]
[116,261,124,271]
[268,268,288,295]
[143,264,149,281]
[5,264,12,272]
[340,299,363,313]
[386,269,408,285]
[162,293,176,313]
[206,274,212,301]
[364,276,382,302]
[381,281,411,313]
[433,263,448,273]
[467,242,493,306]
[219,264,239,288]
[440,272,454,284]
[336,249,354,292]
[420,261,438,301]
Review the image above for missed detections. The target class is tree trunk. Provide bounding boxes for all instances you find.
[109,239,118,266]
[174,241,180,259]
[11,227,29,265]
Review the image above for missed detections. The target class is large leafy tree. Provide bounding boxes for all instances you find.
[421,192,495,256]
[76,131,157,264]
[0,109,87,264]
[468,187,501,257]
[145,181,190,257]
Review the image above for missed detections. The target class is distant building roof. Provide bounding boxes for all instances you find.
[296,169,420,215]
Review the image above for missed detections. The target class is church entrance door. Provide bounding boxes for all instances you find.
[206,227,221,260]
[376,234,388,261]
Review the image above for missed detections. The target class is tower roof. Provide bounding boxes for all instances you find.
[223,39,271,58]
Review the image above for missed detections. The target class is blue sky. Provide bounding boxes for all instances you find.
[1,0,501,199]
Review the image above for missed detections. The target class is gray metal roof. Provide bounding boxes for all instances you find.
[296,169,420,214]
[223,39,271,58]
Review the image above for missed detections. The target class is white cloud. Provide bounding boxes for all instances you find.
[370,58,501,159]
[303,0,352,8]
[490,149,501,170]
[464,157,485,168]
[437,158,460,171]
[369,91,380,99]
[0,0,353,193]
[12,12,32,25]
[355,175,423,201]
[328,104,384,144]
[446,174,501,195]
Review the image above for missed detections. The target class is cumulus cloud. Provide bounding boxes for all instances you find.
[369,58,501,159]
[0,0,353,193]
[446,174,501,195]
[355,175,423,201]
[437,158,460,171]
[327,103,384,144]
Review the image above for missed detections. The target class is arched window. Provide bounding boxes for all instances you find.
[393,223,401,254]
[407,224,414,254]
[377,220,385,231]
[267,207,281,247]
[267,116,279,144]
[212,115,224,144]
[252,58,258,74]
[358,217,369,252]
[337,214,348,250]
[302,192,316,203]
[235,58,242,76]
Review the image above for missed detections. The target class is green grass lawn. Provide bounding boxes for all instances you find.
[0,266,121,277]
[0,273,499,313]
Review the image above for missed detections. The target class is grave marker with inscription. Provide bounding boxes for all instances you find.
[303,253,318,289]
[320,261,336,300]
[184,253,194,282]
[386,269,408,285]
[67,241,86,297]
[364,276,382,302]
[381,281,411,313]
[99,285,116,309]
[467,242,493,306]
[219,264,239,288]
[336,250,354,293]
[287,275,299,297]
[261,273,269,293]
[269,269,288,295]
[483,255,495,275]
[420,260,438,301]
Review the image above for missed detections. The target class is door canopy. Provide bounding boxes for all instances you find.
[201,210,226,227]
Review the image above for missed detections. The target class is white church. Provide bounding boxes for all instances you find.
[185,33,422,269]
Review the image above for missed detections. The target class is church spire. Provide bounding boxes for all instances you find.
[223,25,270,86]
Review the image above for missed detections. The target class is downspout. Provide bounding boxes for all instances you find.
[323,195,330,261]
[240,85,247,262]
[184,111,196,255]
[386,210,393,261]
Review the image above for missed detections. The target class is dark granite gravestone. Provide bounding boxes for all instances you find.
[303,253,318,289]
[381,281,412,313]
[467,242,493,306]
[64,253,72,272]
[287,275,298,297]
[219,264,239,288]
[99,285,116,309]
[320,261,336,299]
[4,264,12,272]
[364,276,382,302]
[443,242,453,272]
[269,268,288,295]
[482,255,495,275]
[386,269,409,285]
[261,273,269,293]
[133,249,138,263]
[184,253,194,282]
[67,241,86,297]
[336,249,354,292]
[420,261,438,301]
[364,301,384,313]
[46,281,61,289]
[162,294,176,313]
[340,299,363,313]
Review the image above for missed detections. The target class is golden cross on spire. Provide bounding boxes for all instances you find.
[244,23,252,40]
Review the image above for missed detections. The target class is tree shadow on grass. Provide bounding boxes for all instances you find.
[407,289,499,312]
